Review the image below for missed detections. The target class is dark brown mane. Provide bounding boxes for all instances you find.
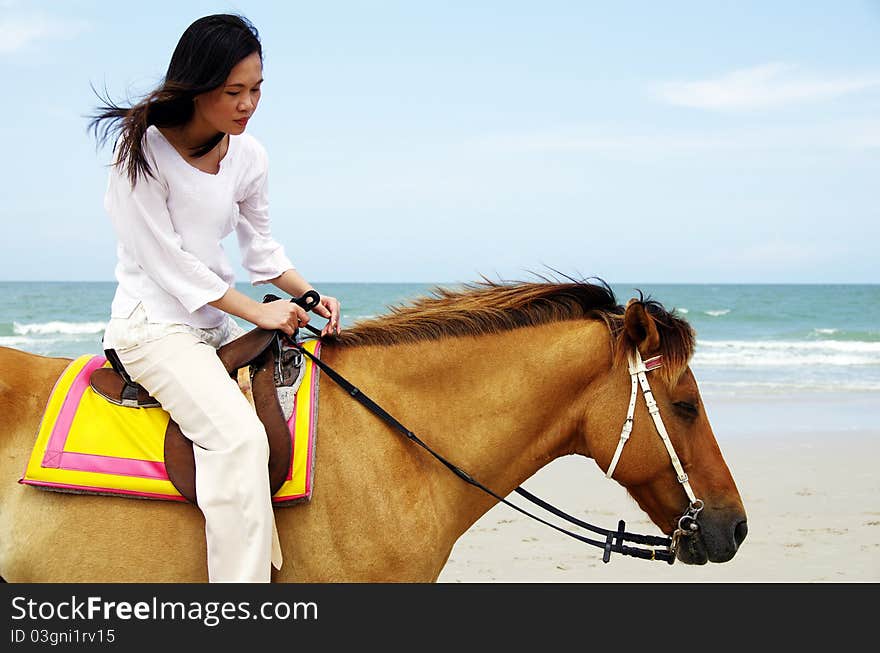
[331,278,695,383]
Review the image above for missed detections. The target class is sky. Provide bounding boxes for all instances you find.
[1,1,878,284]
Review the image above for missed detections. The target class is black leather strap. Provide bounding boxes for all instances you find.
[104,348,141,405]
[293,333,674,564]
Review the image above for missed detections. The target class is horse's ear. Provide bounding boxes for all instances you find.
[624,299,660,355]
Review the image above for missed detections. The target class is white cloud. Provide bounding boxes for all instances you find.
[654,62,880,111]
[0,12,89,54]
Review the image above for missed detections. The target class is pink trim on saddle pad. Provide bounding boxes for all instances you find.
[50,451,168,480]
[39,354,173,480]
[42,355,109,468]
[22,479,186,502]
[26,341,321,504]
[276,340,321,502]
[305,342,320,496]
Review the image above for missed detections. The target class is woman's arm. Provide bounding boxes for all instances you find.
[209,286,310,337]
[235,140,341,336]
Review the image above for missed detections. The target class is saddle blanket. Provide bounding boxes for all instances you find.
[19,339,321,505]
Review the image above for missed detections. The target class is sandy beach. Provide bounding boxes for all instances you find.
[438,391,880,583]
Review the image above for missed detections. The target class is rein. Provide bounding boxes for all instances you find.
[281,293,697,564]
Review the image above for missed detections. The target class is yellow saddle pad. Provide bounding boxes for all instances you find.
[20,339,321,505]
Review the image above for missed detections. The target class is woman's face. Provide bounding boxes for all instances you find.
[193,51,263,135]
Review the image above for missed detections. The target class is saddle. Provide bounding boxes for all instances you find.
[90,294,316,505]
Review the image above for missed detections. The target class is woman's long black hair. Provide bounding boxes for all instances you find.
[89,14,262,185]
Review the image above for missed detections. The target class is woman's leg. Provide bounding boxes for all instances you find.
[116,332,275,582]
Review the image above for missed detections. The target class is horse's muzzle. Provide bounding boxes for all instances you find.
[677,511,748,565]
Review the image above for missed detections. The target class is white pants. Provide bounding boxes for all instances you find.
[104,306,281,582]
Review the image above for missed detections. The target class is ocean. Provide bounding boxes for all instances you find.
[1,281,878,405]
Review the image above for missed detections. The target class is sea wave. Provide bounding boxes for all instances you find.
[801,328,880,342]
[0,336,56,348]
[13,321,106,335]
[695,339,880,367]
[700,379,880,393]
[704,309,731,317]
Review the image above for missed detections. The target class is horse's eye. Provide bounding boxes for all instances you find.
[673,401,699,417]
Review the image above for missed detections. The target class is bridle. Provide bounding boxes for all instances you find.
[604,349,704,556]
[283,292,702,564]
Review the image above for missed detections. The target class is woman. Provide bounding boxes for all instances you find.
[90,14,341,582]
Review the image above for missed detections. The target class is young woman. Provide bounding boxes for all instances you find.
[90,14,341,582]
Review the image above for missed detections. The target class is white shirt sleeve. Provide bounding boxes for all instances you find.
[105,162,230,314]
[235,142,295,285]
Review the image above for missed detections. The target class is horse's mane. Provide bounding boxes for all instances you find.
[332,277,695,385]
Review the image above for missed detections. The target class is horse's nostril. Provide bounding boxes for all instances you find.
[734,519,748,546]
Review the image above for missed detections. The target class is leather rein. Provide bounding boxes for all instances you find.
[284,292,701,564]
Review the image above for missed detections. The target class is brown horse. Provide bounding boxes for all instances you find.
[0,280,746,582]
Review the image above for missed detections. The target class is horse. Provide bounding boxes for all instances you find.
[0,279,747,582]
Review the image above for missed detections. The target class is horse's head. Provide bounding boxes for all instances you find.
[583,298,747,564]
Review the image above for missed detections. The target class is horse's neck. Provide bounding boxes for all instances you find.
[331,320,611,534]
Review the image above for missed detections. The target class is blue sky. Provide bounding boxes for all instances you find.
[1,1,878,283]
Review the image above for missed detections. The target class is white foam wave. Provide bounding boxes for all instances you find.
[0,336,53,348]
[700,339,880,353]
[13,321,106,335]
[695,339,880,367]
[676,308,689,314]
[704,309,730,317]
[701,379,880,393]
[812,328,839,335]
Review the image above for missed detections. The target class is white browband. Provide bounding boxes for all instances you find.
[605,350,699,506]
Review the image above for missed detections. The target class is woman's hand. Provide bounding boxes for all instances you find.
[255,299,310,336]
[264,271,342,337]
[311,294,341,337]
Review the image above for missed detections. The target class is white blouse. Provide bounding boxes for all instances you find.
[104,125,294,329]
